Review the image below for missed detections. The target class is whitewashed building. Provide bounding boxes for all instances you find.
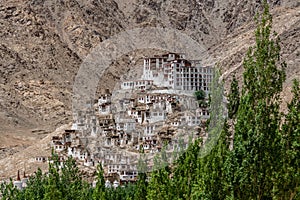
[98,92,111,105]
[142,53,213,92]
[121,80,153,90]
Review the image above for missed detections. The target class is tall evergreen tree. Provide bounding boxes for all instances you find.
[80,181,93,200]
[43,153,63,200]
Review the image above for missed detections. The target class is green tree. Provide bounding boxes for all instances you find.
[146,167,172,200]
[227,74,240,119]
[172,139,201,199]
[23,168,46,200]
[43,152,87,200]
[277,80,300,199]
[191,121,231,199]
[0,179,19,200]
[80,181,93,200]
[146,145,172,200]
[92,164,106,200]
[228,1,286,199]
[190,66,227,199]
[43,153,63,200]
[134,168,148,200]
[60,157,84,200]
[194,90,207,107]
[194,90,205,101]
[134,149,148,200]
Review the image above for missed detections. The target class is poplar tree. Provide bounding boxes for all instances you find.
[60,157,83,200]
[146,166,172,200]
[191,121,231,199]
[92,164,106,200]
[43,153,63,200]
[227,74,240,120]
[24,168,46,199]
[146,145,172,200]
[172,139,201,199]
[278,80,300,199]
[229,1,286,199]
[191,67,227,199]
[134,149,148,200]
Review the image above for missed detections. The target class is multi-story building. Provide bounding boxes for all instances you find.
[142,52,213,92]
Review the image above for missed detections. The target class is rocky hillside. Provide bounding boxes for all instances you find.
[0,0,299,179]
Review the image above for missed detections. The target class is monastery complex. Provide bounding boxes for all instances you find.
[28,52,213,187]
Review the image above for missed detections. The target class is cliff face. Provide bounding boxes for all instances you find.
[0,0,299,178]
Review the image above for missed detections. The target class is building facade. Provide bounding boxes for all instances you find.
[142,53,213,92]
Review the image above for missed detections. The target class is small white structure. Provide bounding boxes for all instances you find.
[71,122,78,130]
[113,180,119,188]
[91,126,99,137]
[180,112,202,126]
[53,141,65,152]
[144,125,157,135]
[149,111,167,123]
[35,156,47,163]
[120,171,138,181]
[98,93,111,105]
[13,170,29,190]
[92,180,97,188]
[13,171,23,190]
[84,158,94,167]
[68,146,89,161]
[99,103,111,115]
[49,156,65,169]
[21,172,28,188]
[105,180,112,188]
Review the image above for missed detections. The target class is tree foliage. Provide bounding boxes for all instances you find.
[277,80,300,199]
[194,90,205,101]
[227,74,240,119]
[92,164,106,200]
[228,2,288,199]
[134,149,148,200]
